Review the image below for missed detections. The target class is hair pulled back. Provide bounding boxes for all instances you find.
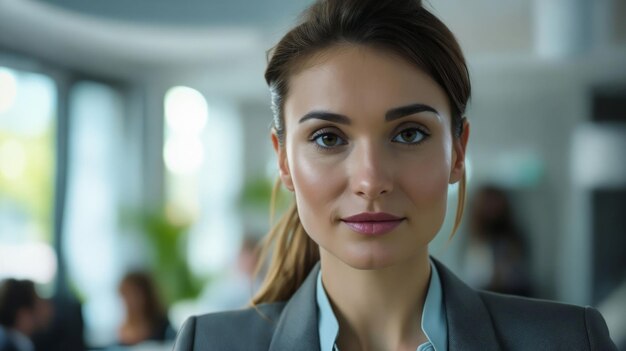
[253,0,471,305]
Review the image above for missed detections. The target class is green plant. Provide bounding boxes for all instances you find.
[121,209,203,304]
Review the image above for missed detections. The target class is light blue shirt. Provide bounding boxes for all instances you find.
[316,259,447,351]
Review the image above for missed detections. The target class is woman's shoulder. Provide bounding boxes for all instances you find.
[480,289,590,317]
[172,302,287,351]
[193,301,287,330]
[432,258,616,349]
[478,290,615,350]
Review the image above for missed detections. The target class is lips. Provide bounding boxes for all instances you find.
[341,212,405,235]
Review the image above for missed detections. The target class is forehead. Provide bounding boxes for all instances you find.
[284,44,451,124]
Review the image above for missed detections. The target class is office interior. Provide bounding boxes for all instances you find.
[0,0,625,350]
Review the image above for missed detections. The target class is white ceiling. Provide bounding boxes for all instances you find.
[0,0,622,98]
[0,0,535,74]
[0,0,278,76]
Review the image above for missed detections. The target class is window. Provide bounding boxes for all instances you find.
[0,66,57,288]
[63,81,125,346]
[163,87,243,277]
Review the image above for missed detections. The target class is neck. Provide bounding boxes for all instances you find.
[320,249,431,351]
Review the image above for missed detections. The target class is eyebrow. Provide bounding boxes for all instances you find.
[298,103,440,124]
[299,111,351,124]
[385,103,440,121]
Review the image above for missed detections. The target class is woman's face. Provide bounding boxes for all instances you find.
[273,45,468,270]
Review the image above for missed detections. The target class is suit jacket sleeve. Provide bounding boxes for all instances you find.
[172,316,196,351]
[585,307,617,351]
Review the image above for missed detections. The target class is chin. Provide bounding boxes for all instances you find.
[330,237,432,271]
[337,246,401,270]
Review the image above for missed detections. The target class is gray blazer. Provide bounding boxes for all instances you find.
[173,259,617,350]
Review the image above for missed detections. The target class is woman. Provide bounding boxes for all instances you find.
[117,272,175,346]
[174,0,616,349]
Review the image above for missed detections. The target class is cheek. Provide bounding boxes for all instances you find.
[398,147,451,223]
[287,145,345,234]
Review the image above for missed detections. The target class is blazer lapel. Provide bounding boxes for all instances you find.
[432,258,501,351]
[268,259,501,351]
[268,263,321,351]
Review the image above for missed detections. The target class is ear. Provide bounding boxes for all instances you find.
[449,118,470,184]
[271,130,294,191]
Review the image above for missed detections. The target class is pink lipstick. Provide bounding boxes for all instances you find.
[341,212,405,236]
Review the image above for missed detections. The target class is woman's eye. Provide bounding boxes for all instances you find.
[313,133,346,148]
[392,128,427,144]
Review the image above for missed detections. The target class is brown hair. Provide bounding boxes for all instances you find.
[119,272,166,327]
[253,0,471,305]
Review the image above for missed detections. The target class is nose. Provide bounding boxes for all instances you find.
[349,143,393,200]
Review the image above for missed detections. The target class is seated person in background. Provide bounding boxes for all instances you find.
[197,236,262,312]
[0,279,51,351]
[463,185,533,297]
[31,294,85,351]
[117,272,175,346]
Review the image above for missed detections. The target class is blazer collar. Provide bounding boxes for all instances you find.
[268,262,322,351]
[432,258,501,350]
[269,259,501,351]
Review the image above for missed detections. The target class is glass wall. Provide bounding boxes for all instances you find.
[62,81,125,346]
[0,66,57,289]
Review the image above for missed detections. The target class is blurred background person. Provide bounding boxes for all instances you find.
[117,272,175,347]
[0,279,51,351]
[30,294,84,351]
[461,185,533,296]
[196,236,262,312]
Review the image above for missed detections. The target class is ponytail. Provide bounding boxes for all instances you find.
[251,178,320,305]
[450,171,467,240]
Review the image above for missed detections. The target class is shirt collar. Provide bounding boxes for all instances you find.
[317,270,340,351]
[421,258,447,351]
[316,258,448,351]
